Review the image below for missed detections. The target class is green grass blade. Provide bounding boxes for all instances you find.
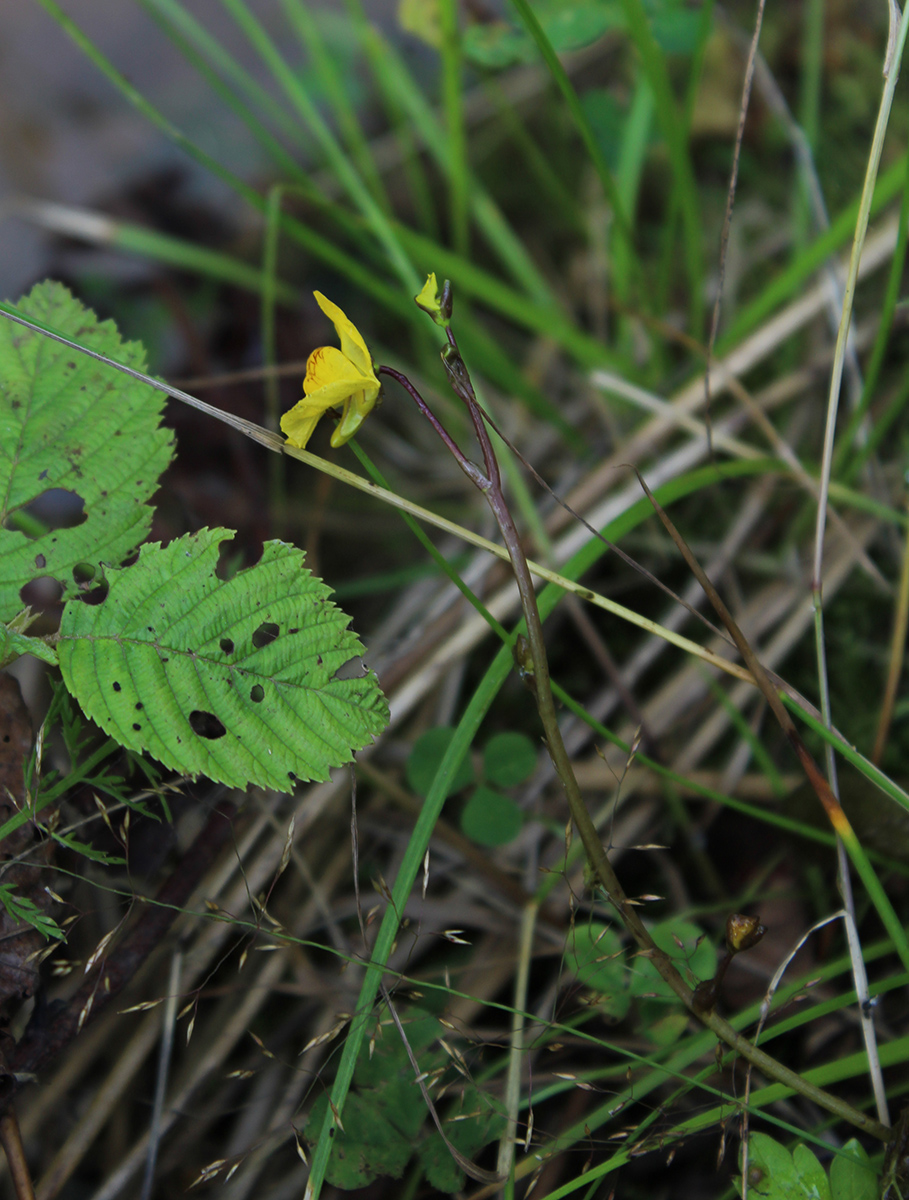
[137,0,308,148]
[108,215,300,305]
[613,76,655,332]
[342,0,558,308]
[615,0,704,337]
[506,0,644,305]
[137,0,324,191]
[439,0,469,257]
[836,149,909,482]
[280,0,391,209]
[718,152,906,350]
[216,0,419,292]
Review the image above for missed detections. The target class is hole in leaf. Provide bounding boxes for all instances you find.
[216,543,244,581]
[333,656,365,682]
[34,554,46,569]
[250,685,264,703]
[3,489,87,537]
[252,622,279,649]
[19,577,63,608]
[113,682,122,692]
[80,580,109,606]
[189,710,226,740]
[72,562,96,585]
[219,638,235,655]
[132,723,141,731]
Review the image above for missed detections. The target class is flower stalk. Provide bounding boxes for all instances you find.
[393,276,889,1143]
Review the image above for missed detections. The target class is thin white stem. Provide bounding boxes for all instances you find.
[809,7,908,1129]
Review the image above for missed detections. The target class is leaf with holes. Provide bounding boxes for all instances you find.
[57,528,389,791]
[0,281,173,622]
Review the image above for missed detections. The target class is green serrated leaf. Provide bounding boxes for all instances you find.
[58,528,388,791]
[460,785,523,846]
[830,1140,877,1200]
[0,282,173,621]
[0,623,57,666]
[482,731,537,787]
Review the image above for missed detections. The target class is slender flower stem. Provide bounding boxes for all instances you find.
[385,325,891,1143]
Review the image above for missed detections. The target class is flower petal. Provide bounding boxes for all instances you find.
[303,345,376,406]
[313,292,375,380]
[330,388,379,448]
[280,403,323,450]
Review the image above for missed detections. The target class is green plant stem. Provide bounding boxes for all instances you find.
[262,187,286,531]
[438,0,468,258]
[408,326,888,1144]
[873,494,909,766]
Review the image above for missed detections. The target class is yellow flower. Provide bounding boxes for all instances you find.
[280,292,381,450]
[414,272,451,326]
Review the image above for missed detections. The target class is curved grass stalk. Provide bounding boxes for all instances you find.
[809,3,909,1129]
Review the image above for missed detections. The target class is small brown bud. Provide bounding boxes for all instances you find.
[725,913,765,955]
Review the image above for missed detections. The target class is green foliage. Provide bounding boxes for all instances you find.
[746,1133,831,1200]
[305,1007,503,1192]
[462,0,623,69]
[461,0,699,69]
[417,1085,503,1193]
[829,1141,878,1200]
[744,1133,878,1200]
[628,918,715,1045]
[406,726,474,796]
[28,679,165,824]
[0,281,173,622]
[406,727,535,846]
[630,918,716,1000]
[0,884,64,942]
[566,921,630,1019]
[460,784,523,846]
[58,528,388,791]
[0,285,388,796]
[482,731,537,787]
[0,624,57,668]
